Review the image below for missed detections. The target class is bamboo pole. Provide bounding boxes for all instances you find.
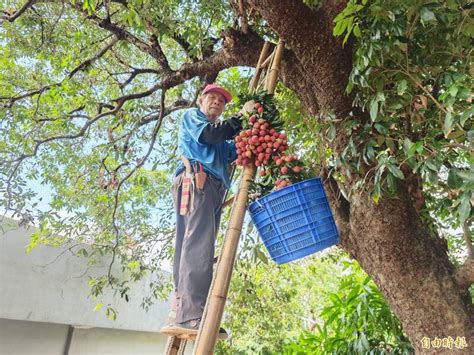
[238,0,248,33]
[266,41,285,93]
[264,47,277,90]
[221,42,269,210]
[192,165,255,355]
[249,41,270,92]
[193,40,285,355]
[260,50,274,69]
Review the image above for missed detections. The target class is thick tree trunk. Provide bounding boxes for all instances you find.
[347,185,473,353]
[250,0,474,352]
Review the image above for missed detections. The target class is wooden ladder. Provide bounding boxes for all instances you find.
[163,39,285,355]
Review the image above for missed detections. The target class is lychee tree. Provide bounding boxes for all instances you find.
[0,0,472,352]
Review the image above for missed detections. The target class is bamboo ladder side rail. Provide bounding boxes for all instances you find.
[193,40,285,355]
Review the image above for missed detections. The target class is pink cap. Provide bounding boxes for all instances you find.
[202,84,232,103]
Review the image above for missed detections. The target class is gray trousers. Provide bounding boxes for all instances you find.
[172,172,225,323]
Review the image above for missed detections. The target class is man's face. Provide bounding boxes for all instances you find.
[199,92,226,122]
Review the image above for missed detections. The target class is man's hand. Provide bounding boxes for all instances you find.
[239,100,256,115]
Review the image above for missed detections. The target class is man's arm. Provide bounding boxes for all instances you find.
[198,114,243,144]
[199,100,255,144]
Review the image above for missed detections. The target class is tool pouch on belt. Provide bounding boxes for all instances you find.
[194,162,207,190]
[179,172,194,216]
[179,156,195,216]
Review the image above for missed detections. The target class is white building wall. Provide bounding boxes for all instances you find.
[0,219,193,354]
[0,219,170,332]
[0,318,187,355]
[70,327,169,355]
[0,318,68,355]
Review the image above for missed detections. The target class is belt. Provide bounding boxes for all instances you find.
[175,165,222,183]
[176,158,222,216]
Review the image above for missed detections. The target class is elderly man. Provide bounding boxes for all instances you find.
[162,84,252,337]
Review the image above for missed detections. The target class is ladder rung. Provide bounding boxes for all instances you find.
[164,336,187,355]
[163,331,228,341]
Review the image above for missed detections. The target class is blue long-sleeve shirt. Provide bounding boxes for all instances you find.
[175,108,237,188]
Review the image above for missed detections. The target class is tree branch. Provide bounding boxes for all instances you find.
[2,26,264,225]
[119,68,161,89]
[70,1,172,73]
[455,259,474,289]
[2,106,119,215]
[321,169,351,244]
[69,37,119,78]
[1,0,37,23]
[120,100,190,153]
[1,37,117,108]
[141,17,205,64]
[247,0,353,118]
[4,26,260,170]
[107,89,168,283]
[462,221,473,259]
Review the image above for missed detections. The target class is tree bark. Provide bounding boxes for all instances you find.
[250,0,474,352]
[347,185,473,353]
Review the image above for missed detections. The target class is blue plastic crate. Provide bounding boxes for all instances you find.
[248,178,339,264]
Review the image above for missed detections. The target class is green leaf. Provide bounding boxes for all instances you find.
[376,91,385,102]
[413,142,424,155]
[447,169,463,189]
[386,137,395,151]
[366,140,375,160]
[106,307,117,321]
[457,88,471,100]
[128,260,140,270]
[328,124,337,141]
[403,138,413,156]
[255,248,268,264]
[459,107,474,126]
[371,184,381,204]
[443,111,453,137]
[333,17,347,36]
[370,100,378,121]
[420,7,436,23]
[447,130,465,140]
[447,85,458,97]
[397,80,407,95]
[425,159,439,172]
[83,0,96,15]
[458,195,471,223]
[353,24,361,37]
[457,171,474,183]
[388,165,405,180]
[361,332,369,350]
[374,123,388,134]
[387,172,397,191]
[326,310,339,325]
